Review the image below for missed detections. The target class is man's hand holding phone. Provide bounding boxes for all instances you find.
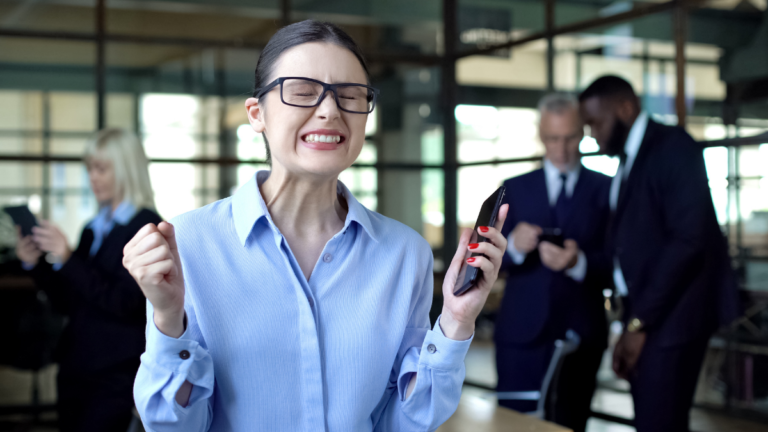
[511,222,542,254]
[441,203,509,341]
[539,238,579,272]
[123,222,186,338]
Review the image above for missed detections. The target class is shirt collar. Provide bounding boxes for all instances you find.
[543,158,581,181]
[543,158,581,205]
[231,170,378,247]
[89,201,135,229]
[112,201,136,225]
[624,111,649,162]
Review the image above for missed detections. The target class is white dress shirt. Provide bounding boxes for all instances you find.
[610,111,649,296]
[506,159,587,282]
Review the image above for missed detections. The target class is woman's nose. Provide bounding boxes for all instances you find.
[315,90,341,119]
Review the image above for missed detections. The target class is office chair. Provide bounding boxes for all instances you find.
[496,329,581,420]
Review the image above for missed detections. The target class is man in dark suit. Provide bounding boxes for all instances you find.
[495,93,612,432]
[579,75,741,432]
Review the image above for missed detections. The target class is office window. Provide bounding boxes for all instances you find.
[457,105,541,164]
[48,162,95,245]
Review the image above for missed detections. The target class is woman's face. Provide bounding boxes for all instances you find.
[246,42,369,178]
[86,157,117,204]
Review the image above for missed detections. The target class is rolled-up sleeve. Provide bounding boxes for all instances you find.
[134,300,215,432]
[372,254,472,432]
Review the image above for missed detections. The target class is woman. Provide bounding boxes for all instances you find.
[125,20,508,432]
[16,128,162,431]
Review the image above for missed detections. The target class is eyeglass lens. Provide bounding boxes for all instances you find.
[281,78,374,113]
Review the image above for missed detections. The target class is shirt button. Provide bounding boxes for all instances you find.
[427,344,437,354]
[179,350,190,360]
[323,253,333,263]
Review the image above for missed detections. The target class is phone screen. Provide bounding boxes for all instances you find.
[539,228,565,248]
[453,186,506,296]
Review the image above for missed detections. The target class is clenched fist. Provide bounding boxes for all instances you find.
[123,221,186,338]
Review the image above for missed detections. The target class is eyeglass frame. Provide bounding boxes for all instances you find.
[253,77,380,114]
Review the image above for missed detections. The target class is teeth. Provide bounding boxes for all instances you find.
[305,134,341,143]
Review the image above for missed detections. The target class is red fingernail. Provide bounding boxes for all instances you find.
[467,257,476,263]
[468,243,479,250]
[479,226,489,233]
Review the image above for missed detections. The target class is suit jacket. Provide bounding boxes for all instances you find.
[495,166,612,346]
[610,119,741,347]
[31,208,162,374]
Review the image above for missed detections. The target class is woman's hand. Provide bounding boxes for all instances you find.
[32,221,72,263]
[123,222,186,338]
[441,204,509,341]
[15,226,42,267]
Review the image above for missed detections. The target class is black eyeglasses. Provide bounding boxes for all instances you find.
[253,77,379,114]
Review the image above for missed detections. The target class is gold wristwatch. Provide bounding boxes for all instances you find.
[627,317,645,333]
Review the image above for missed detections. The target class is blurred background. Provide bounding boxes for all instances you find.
[0,0,766,431]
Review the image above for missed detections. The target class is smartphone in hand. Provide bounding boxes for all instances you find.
[453,186,506,296]
[4,205,38,237]
[538,228,565,248]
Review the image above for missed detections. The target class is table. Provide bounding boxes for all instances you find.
[438,392,571,432]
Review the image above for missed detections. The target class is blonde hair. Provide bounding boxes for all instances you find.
[84,128,155,211]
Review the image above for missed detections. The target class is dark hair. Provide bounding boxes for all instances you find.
[578,75,637,103]
[252,20,370,164]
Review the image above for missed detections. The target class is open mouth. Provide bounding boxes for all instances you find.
[302,133,345,144]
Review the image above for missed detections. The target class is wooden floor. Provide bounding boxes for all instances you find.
[439,389,570,432]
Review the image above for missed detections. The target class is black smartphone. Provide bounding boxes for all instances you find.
[4,205,39,237]
[453,186,506,296]
[539,228,565,248]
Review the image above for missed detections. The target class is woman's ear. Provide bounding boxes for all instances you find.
[245,98,266,133]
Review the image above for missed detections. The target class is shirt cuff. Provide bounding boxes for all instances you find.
[419,315,473,370]
[143,314,215,409]
[506,234,527,265]
[565,250,587,282]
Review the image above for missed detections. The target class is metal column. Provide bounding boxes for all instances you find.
[96,0,106,129]
[281,0,291,28]
[545,0,555,92]
[674,3,687,128]
[442,0,458,266]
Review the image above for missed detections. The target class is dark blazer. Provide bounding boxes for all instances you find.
[30,208,162,374]
[495,166,612,346]
[609,119,740,347]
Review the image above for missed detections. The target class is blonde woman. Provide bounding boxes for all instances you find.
[15,128,161,432]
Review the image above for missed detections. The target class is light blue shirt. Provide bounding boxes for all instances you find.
[134,171,472,432]
[506,159,587,282]
[610,112,649,297]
